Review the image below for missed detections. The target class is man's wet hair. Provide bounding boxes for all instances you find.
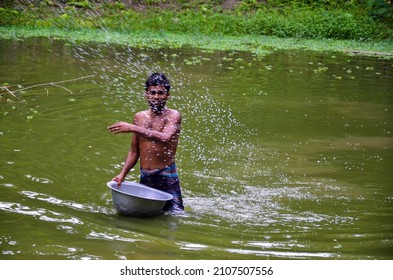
[145,73,170,93]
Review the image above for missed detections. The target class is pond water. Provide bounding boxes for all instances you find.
[0,38,392,260]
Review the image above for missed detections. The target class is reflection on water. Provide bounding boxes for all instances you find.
[0,38,392,260]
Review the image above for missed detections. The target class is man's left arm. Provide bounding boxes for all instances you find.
[108,112,181,143]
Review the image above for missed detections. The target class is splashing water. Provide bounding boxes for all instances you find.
[73,43,261,180]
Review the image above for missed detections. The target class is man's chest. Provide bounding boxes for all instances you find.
[142,117,167,131]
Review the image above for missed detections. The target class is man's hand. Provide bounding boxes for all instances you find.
[111,174,125,187]
[108,121,134,134]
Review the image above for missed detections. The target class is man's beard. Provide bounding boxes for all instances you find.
[148,100,166,113]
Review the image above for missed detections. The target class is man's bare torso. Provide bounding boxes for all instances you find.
[134,108,181,170]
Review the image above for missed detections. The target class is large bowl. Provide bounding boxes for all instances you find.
[107,181,173,217]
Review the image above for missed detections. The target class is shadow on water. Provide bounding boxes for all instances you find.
[0,38,392,259]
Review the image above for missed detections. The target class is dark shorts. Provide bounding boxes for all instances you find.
[140,163,184,212]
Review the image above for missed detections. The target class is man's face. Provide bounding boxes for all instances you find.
[145,85,170,113]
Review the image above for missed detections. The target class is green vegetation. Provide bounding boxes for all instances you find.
[2,26,393,58]
[1,0,392,40]
[0,1,392,56]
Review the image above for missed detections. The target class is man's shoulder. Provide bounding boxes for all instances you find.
[133,110,149,122]
[165,108,179,114]
[134,110,149,117]
[166,108,181,119]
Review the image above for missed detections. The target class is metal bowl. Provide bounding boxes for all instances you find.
[107,181,173,217]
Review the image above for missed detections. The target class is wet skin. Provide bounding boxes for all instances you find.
[108,85,181,186]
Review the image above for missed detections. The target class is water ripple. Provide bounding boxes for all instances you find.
[226,247,335,259]
[186,183,356,227]
[25,174,53,184]
[0,201,83,225]
[20,190,104,214]
[87,231,139,243]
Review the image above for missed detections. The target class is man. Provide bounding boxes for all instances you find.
[108,73,184,213]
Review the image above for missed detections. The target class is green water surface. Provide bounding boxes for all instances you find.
[1,38,392,260]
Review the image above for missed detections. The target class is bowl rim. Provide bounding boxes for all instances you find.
[106,180,173,201]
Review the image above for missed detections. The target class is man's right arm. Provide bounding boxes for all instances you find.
[129,111,181,143]
[112,130,140,186]
[108,110,181,143]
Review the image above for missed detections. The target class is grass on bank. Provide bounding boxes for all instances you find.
[1,0,393,41]
[0,1,392,57]
[1,26,392,58]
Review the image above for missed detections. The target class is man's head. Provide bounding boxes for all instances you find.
[145,73,171,114]
[145,72,170,93]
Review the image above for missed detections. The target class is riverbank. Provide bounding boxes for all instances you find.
[1,26,393,58]
[2,1,392,40]
[1,1,393,57]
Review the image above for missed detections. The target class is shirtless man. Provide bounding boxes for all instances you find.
[108,73,184,212]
